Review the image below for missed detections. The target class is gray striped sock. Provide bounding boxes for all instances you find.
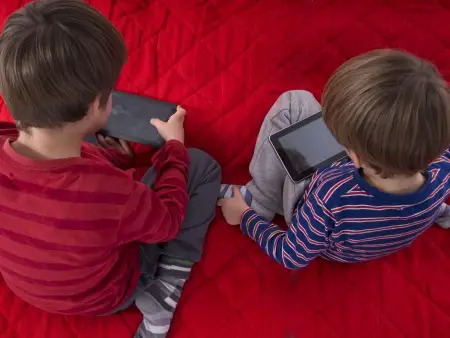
[219,184,253,205]
[134,256,194,337]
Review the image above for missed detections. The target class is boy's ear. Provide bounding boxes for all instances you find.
[90,96,102,114]
[81,96,108,134]
[85,96,101,120]
[346,149,361,168]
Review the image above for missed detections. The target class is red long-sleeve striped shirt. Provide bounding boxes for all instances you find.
[0,124,189,315]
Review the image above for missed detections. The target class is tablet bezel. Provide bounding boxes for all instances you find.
[269,111,348,183]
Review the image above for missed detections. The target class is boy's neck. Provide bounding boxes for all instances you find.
[363,170,426,195]
[12,128,85,160]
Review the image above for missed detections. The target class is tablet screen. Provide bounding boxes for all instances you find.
[271,113,347,182]
[101,91,177,147]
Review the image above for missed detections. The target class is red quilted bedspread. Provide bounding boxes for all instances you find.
[1,0,450,337]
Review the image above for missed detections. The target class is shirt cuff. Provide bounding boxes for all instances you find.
[152,140,188,165]
[240,208,260,237]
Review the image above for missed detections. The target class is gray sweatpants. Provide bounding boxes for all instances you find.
[113,149,221,337]
[246,90,321,224]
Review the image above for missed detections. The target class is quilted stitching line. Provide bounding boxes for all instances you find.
[171,31,265,112]
[184,41,321,147]
[396,9,449,53]
[428,235,450,261]
[60,315,78,338]
[377,2,449,50]
[184,0,385,137]
[181,248,253,301]
[124,0,261,92]
[113,2,169,49]
[155,0,261,37]
[344,276,409,337]
[384,258,450,318]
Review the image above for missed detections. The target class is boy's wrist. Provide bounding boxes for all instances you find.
[239,208,253,225]
[165,139,185,147]
[166,137,184,144]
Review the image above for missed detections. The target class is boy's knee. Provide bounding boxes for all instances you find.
[188,148,216,167]
[188,148,221,181]
[280,90,315,102]
[276,90,321,117]
[290,90,320,108]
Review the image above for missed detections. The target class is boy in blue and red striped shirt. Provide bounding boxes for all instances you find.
[219,50,450,269]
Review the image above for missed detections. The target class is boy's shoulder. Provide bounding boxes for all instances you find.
[306,159,360,203]
[305,148,450,209]
[426,148,450,194]
[0,136,135,197]
[429,148,450,173]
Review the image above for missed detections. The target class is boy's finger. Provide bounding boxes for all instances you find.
[96,134,109,148]
[105,137,119,147]
[217,199,224,207]
[119,139,133,155]
[96,133,105,143]
[174,107,186,118]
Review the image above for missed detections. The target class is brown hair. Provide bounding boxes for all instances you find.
[0,0,126,129]
[322,49,450,177]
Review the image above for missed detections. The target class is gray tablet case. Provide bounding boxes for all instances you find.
[101,91,177,147]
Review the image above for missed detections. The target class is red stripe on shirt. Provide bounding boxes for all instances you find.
[0,174,129,204]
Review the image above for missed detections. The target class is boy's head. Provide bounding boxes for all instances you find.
[322,49,450,177]
[0,0,126,132]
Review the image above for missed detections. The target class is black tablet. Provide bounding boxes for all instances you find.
[269,112,347,183]
[101,91,177,147]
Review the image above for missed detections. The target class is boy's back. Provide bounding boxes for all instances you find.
[307,152,449,262]
[241,151,450,269]
[0,0,193,318]
[0,126,187,314]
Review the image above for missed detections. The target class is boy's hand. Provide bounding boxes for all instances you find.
[437,203,450,229]
[151,106,186,144]
[217,186,250,225]
[96,134,134,157]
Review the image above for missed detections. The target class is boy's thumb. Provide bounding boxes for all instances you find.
[232,185,241,198]
[150,118,163,127]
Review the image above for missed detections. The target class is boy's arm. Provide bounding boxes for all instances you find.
[239,191,330,270]
[443,147,450,161]
[82,134,135,170]
[118,140,189,243]
[90,145,135,170]
[435,147,450,164]
[432,147,450,228]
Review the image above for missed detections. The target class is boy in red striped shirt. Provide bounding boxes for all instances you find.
[0,1,220,337]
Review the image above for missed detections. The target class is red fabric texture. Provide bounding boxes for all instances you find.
[0,0,449,337]
[0,127,189,315]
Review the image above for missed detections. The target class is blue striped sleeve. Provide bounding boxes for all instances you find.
[442,147,450,163]
[240,191,331,269]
